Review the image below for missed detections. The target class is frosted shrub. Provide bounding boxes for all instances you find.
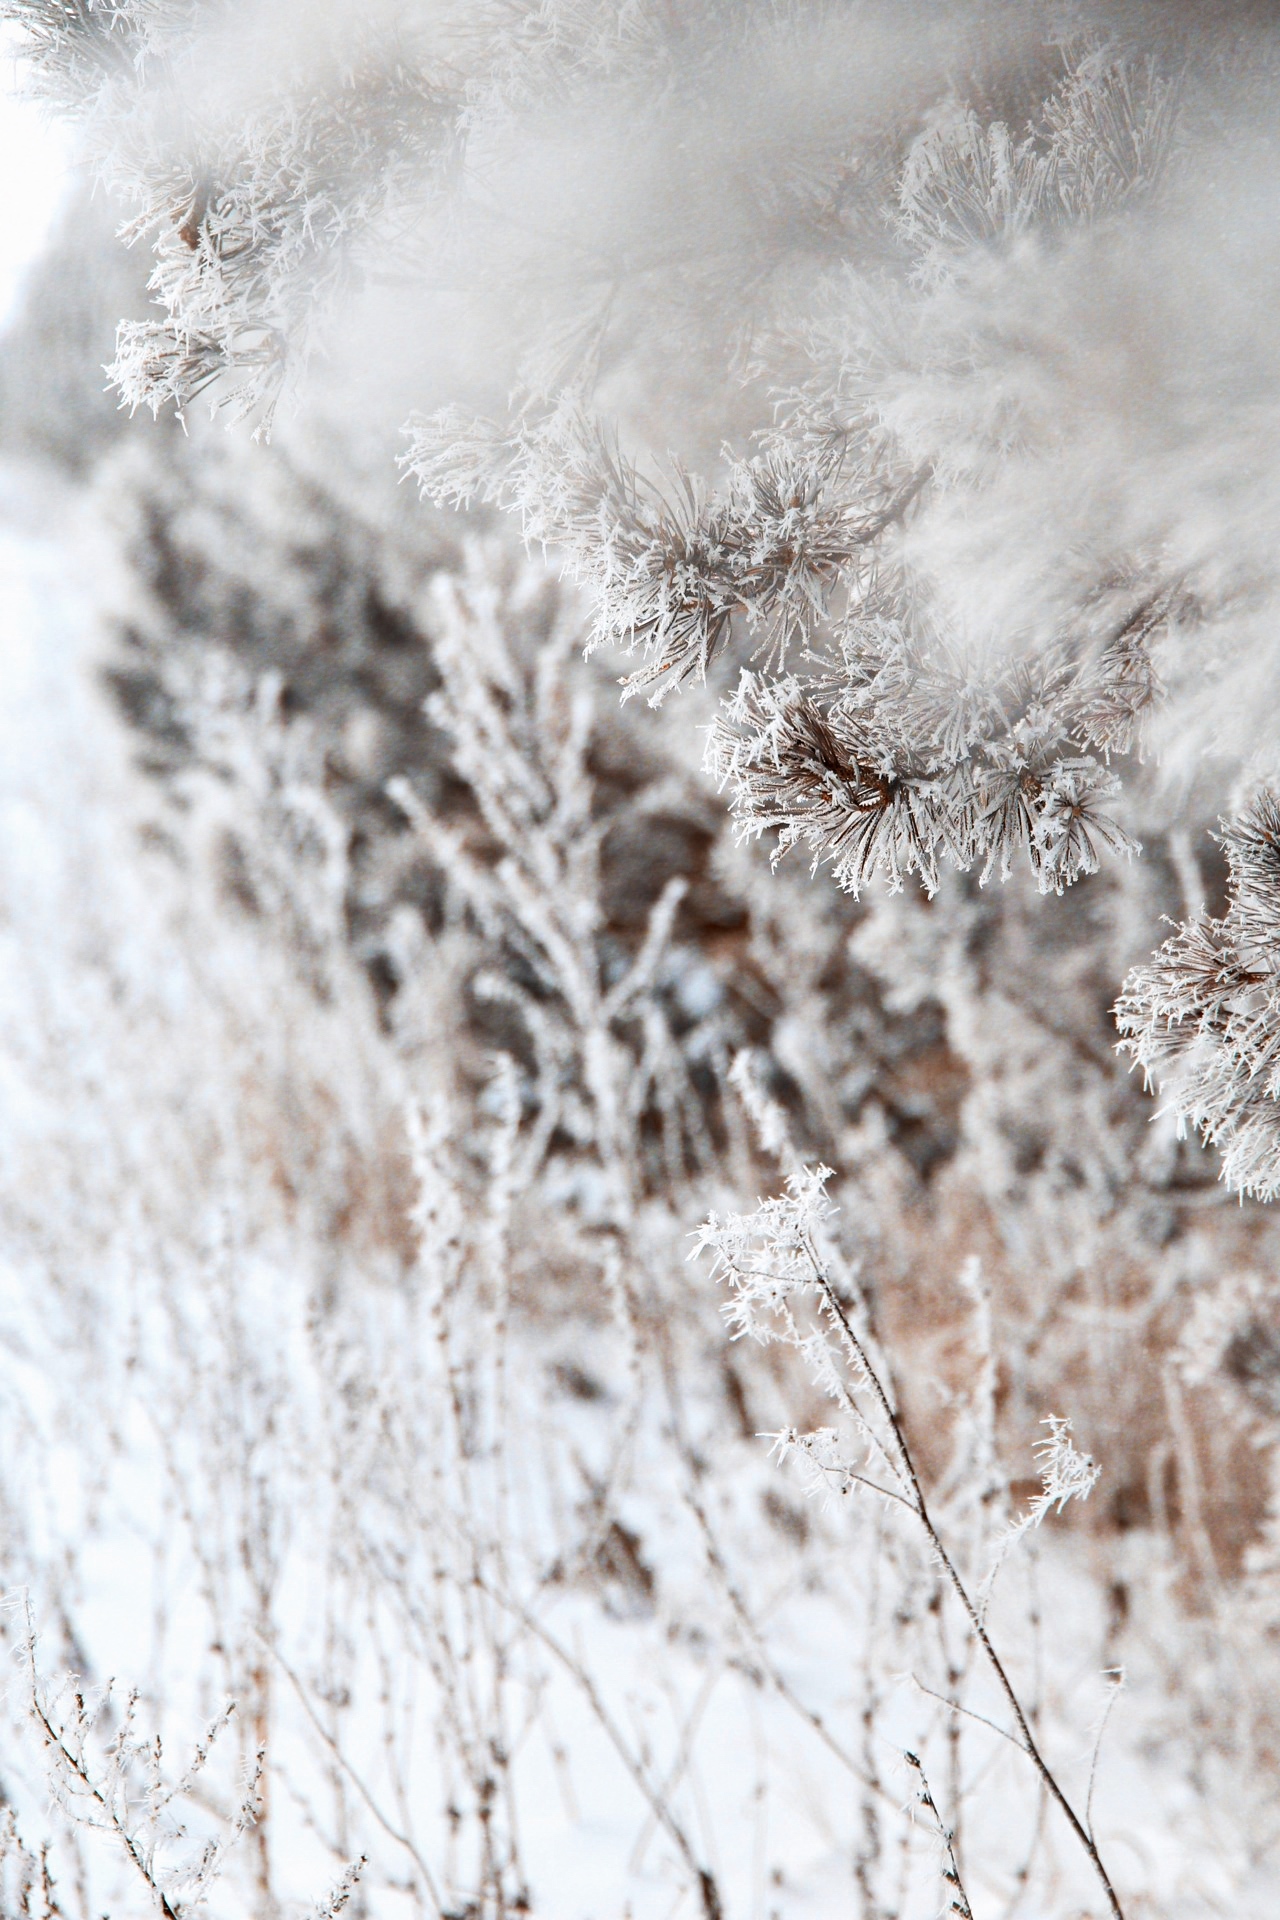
[10,1608,268,1920]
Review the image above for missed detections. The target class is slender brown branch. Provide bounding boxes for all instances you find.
[906,1748,974,1920]
[909,1677,1025,1756]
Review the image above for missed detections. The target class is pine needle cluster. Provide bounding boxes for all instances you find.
[1118,791,1280,1199]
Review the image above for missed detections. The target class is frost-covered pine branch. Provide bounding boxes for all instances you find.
[705,580,1166,898]
[1117,789,1280,1199]
[405,400,929,704]
[1,0,181,113]
[401,41,1188,911]
[6,1,460,428]
[10,8,1203,920]
[896,48,1179,273]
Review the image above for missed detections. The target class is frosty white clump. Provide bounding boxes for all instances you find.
[704,620,1153,899]
[1032,1414,1102,1519]
[978,1415,1101,1615]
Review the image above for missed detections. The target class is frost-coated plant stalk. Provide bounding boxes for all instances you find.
[14,1600,265,1919]
[904,1750,974,1920]
[693,1068,1121,1918]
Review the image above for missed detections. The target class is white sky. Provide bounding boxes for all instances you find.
[0,26,74,330]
